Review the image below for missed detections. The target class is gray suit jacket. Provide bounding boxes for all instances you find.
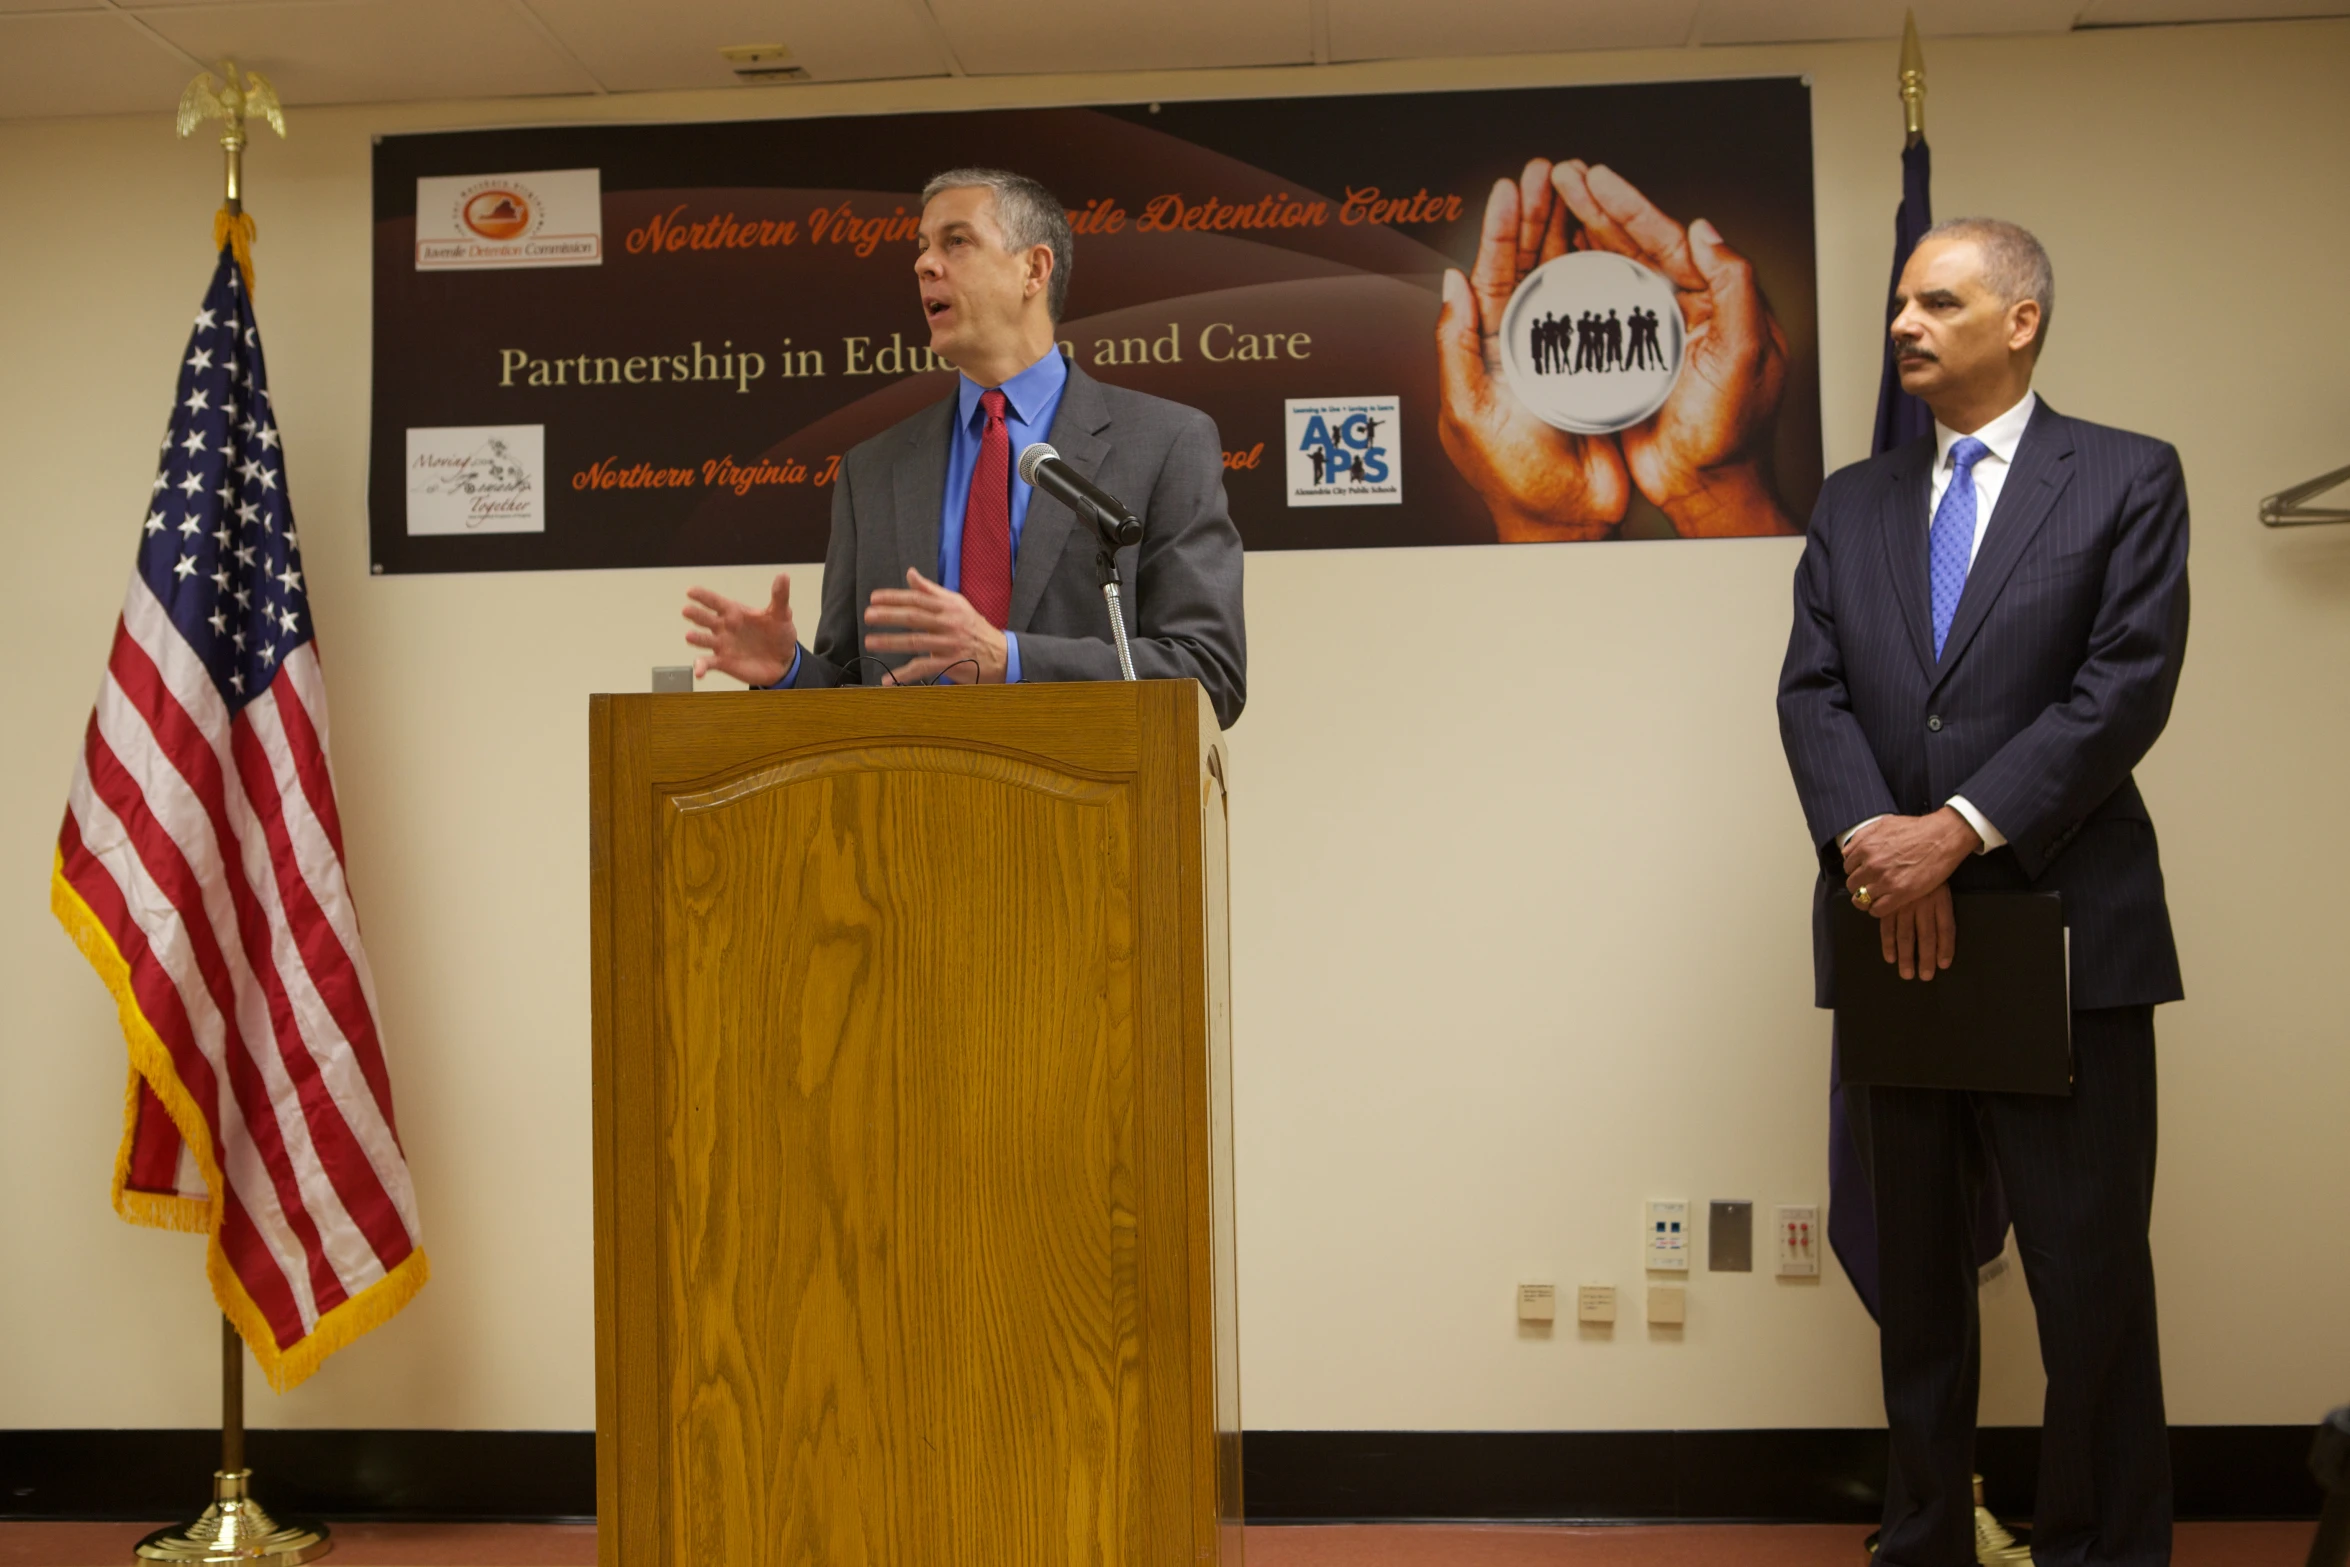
[790,360,1248,728]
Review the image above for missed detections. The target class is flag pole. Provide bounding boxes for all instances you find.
[133,1319,331,1564]
[132,69,327,1567]
[176,58,281,291]
[1899,9,1927,147]
[1859,34,2033,1560]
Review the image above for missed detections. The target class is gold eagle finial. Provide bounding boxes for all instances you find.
[178,61,285,213]
[178,61,285,142]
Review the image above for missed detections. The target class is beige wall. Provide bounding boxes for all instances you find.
[3,19,2346,1435]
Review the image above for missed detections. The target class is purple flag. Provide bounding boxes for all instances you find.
[1831,135,2012,1319]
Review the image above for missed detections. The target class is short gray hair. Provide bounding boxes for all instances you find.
[920,168,1074,321]
[1923,216,2054,353]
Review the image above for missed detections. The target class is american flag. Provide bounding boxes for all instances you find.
[50,242,427,1390]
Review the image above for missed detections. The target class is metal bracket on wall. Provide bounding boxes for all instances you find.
[2260,461,2350,527]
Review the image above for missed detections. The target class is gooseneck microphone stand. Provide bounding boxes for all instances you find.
[1095,538,1138,683]
[1020,444,1141,681]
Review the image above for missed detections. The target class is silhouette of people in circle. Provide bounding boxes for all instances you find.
[1527,303,1673,378]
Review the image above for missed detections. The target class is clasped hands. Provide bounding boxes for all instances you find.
[1842,808,1984,982]
[1437,158,1793,542]
[681,568,1007,688]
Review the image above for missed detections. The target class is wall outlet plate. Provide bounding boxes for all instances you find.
[1646,1199,1690,1271]
[1708,1200,1753,1272]
[1775,1203,1821,1276]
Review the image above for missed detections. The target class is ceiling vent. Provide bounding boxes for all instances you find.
[720,45,812,83]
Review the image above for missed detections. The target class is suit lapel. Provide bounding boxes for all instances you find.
[1930,401,2076,690]
[893,394,956,584]
[1008,360,1110,633]
[1876,435,1938,678]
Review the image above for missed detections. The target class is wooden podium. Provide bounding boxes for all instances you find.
[588,681,1242,1567]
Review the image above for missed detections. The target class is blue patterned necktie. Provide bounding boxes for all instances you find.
[1929,436,1991,658]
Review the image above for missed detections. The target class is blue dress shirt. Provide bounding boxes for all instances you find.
[778,345,1069,688]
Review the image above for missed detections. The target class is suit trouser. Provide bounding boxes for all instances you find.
[1862,1004,2170,1567]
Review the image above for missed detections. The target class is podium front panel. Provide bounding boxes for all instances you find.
[591,684,1238,1567]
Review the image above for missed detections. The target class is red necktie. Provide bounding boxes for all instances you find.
[960,389,1013,629]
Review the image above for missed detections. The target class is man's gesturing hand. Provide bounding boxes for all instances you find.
[1550,161,1793,538]
[683,573,797,687]
[1436,160,1630,542]
[863,568,1008,684]
[1843,806,1980,921]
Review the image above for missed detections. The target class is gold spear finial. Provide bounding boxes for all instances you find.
[177,60,286,217]
[1899,10,1928,146]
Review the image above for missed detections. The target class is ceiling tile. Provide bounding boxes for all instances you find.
[130,0,599,106]
[1326,0,1702,63]
[923,0,1313,76]
[523,0,948,89]
[1694,0,2083,44]
[0,13,200,118]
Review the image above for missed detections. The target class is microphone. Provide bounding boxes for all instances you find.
[1019,443,1143,546]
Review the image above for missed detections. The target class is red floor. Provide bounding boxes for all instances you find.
[0,1519,2319,1565]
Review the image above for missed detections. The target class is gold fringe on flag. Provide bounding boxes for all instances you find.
[51,851,431,1391]
[215,205,257,295]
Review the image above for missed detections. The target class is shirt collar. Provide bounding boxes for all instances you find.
[1935,389,2037,471]
[958,344,1069,431]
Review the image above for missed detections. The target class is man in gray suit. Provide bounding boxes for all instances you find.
[683,168,1247,728]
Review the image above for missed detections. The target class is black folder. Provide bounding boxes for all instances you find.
[1833,892,2071,1096]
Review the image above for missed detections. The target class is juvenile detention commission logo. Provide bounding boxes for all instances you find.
[416,168,603,271]
[460,186,534,241]
[1285,397,1402,507]
[1500,251,1684,434]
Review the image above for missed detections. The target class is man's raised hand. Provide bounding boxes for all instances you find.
[682,573,797,687]
[863,568,1008,684]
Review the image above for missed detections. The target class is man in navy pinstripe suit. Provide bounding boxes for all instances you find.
[1779,218,2190,1567]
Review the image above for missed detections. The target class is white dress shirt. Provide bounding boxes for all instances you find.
[1928,390,2037,572]
[1845,390,2038,858]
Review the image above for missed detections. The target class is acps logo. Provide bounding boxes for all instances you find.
[1284,396,1402,508]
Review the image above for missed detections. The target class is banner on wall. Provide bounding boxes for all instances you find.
[368,80,1820,574]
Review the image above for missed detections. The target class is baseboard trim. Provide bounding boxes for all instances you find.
[2,1425,2324,1523]
[1244,1427,2329,1524]
[0,1429,593,1522]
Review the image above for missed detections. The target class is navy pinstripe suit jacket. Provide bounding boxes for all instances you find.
[1777,398,2190,1012]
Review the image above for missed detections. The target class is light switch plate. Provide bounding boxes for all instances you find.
[1709,1200,1753,1272]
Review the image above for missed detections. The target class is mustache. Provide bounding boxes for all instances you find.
[1895,346,1939,364]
